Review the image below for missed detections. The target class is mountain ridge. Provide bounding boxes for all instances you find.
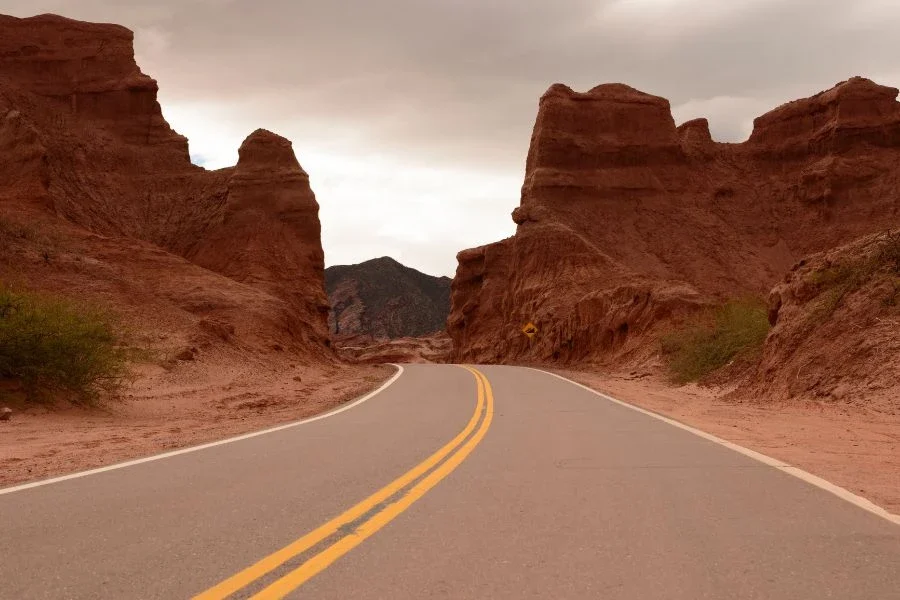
[326,257,450,339]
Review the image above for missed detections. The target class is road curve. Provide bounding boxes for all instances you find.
[1,364,898,599]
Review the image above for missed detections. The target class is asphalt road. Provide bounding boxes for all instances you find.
[1,364,898,599]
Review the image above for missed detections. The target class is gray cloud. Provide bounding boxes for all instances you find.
[4,0,900,275]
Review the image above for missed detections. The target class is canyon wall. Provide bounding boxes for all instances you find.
[0,14,330,359]
[449,78,900,365]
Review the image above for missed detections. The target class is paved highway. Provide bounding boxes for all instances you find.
[1,364,898,599]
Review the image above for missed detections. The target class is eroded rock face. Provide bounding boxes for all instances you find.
[748,77,900,157]
[742,231,900,402]
[0,107,47,199]
[0,14,222,245]
[0,14,189,158]
[334,332,452,365]
[0,14,331,360]
[450,77,900,365]
[190,130,330,349]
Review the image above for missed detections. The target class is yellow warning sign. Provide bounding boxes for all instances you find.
[522,322,538,339]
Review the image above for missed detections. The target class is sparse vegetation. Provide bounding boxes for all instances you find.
[807,230,900,319]
[0,286,129,403]
[661,298,770,383]
[0,216,60,263]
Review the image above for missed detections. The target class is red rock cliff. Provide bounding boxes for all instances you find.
[449,77,900,365]
[190,130,330,348]
[0,13,188,159]
[0,14,331,359]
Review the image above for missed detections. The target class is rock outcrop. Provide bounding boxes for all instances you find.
[325,257,450,340]
[744,231,900,403]
[0,14,189,158]
[190,130,330,348]
[449,77,900,365]
[334,332,452,364]
[0,14,331,362]
[748,77,900,157]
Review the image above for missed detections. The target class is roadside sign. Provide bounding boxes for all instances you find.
[522,322,538,339]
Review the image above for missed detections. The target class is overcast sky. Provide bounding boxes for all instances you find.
[4,1,900,276]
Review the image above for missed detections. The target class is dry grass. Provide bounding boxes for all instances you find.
[0,215,61,264]
[661,298,770,383]
[807,230,900,320]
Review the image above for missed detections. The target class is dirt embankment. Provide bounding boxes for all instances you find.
[744,231,900,403]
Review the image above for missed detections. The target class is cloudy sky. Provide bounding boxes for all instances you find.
[5,1,900,275]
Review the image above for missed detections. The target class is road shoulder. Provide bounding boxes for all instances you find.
[0,363,395,488]
[555,369,900,517]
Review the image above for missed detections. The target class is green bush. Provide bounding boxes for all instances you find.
[0,287,129,403]
[661,299,770,383]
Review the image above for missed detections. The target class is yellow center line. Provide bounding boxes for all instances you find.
[249,366,494,599]
[193,366,493,600]
[251,367,494,600]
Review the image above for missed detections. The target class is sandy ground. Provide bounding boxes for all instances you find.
[559,369,900,516]
[0,362,394,488]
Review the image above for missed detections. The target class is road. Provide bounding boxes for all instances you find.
[1,364,898,599]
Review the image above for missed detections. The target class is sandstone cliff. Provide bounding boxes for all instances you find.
[0,14,330,366]
[449,78,900,366]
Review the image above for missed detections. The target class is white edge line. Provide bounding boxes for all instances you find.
[0,364,405,496]
[531,368,900,527]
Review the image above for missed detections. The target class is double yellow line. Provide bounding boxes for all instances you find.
[193,366,494,599]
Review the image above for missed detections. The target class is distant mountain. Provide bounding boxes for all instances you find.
[325,257,451,339]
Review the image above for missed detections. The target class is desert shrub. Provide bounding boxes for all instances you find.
[0,287,129,403]
[661,298,770,383]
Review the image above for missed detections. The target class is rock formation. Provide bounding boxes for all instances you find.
[326,257,450,340]
[0,14,189,158]
[334,332,452,365]
[190,130,330,349]
[449,78,900,365]
[744,231,900,402]
[0,14,331,362]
